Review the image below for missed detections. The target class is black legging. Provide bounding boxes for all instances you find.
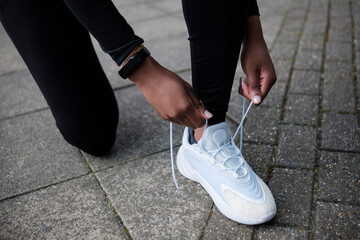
[0,0,259,156]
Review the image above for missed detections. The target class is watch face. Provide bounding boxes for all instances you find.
[119,47,150,78]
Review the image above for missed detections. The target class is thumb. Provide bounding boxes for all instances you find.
[246,70,262,105]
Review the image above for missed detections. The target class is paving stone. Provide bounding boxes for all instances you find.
[289,70,321,95]
[261,15,283,47]
[287,8,307,19]
[242,143,273,181]
[284,94,319,125]
[277,30,301,43]
[227,104,281,145]
[330,17,352,31]
[148,0,183,15]
[315,202,360,240]
[317,151,360,203]
[272,59,292,82]
[282,18,304,31]
[325,42,352,62]
[254,226,309,240]
[270,42,297,60]
[321,113,360,151]
[84,86,184,171]
[0,71,48,120]
[294,51,322,70]
[268,168,313,227]
[0,110,88,200]
[116,2,165,24]
[330,3,351,19]
[323,62,356,113]
[299,34,325,52]
[276,125,317,169]
[132,15,187,42]
[147,33,191,71]
[328,28,352,43]
[0,175,126,240]
[357,51,360,99]
[0,24,27,75]
[96,150,213,239]
[202,207,253,240]
[261,81,286,108]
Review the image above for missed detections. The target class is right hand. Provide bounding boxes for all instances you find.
[129,56,212,129]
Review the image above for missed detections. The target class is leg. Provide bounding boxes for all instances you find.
[0,0,118,156]
[181,0,253,125]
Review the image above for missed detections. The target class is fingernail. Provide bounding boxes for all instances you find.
[253,95,261,104]
[204,110,213,118]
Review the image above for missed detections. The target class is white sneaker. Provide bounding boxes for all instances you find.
[176,122,276,225]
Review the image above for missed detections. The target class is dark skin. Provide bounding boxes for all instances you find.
[129,15,276,141]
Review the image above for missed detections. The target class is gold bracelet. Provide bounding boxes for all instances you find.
[120,45,145,69]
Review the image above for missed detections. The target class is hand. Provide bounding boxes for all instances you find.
[239,16,277,105]
[129,56,212,129]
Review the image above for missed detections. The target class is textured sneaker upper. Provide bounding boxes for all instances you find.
[185,122,276,222]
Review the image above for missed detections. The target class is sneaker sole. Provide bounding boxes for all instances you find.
[177,145,275,225]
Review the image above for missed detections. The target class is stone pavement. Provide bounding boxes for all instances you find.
[0,0,359,239]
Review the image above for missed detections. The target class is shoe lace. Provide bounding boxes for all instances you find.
[169,96,252,189]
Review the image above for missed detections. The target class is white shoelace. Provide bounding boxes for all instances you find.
[169,96,252,188]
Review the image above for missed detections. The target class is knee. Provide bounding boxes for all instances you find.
[58,115,118,157]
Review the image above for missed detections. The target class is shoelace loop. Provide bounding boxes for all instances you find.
[169,96,252,188]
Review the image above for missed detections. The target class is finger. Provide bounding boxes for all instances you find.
[246,69,262,105]
[260,72,277,100]
[184,85,211,126]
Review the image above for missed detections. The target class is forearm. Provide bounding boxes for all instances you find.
[63,0,143,65]
[244,15,266,45]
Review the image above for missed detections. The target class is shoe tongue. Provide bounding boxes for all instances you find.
[201,122,232,151]
[199,123,244,175]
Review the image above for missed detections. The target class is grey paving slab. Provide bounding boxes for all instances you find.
[330,17,352,31]
[0,24,27,75]
[268,168,313,227]
[323,61,356,113]
[228,103,281,145]
[317,151,360,203]
[0,110,88,200]
[328,28,352,43]
[275,125,317,169]
[284,94,319,125]
[321,113,360,151]
[115,2,165,24]
[254,226,308,240]
[303,20,327,36]
[261,15,283,47]
[299,34,325,52]
[261,81,286,108]
[0,71,48,120]
[315,202,360,240]
[96,150,213,239]
[202,207,253,240]
[325,42,352,62]
[242,143,273,181]
[282,18,304,31]
[0,175,126,240]
[270,42,297,60]
[147,0,183,15]
[273,59,292,82]
[132,15,187,42]
[294,51,322,71]
[277,30,301,43]
[84,86,183,171]
[357,51,360,99]
[147,33,191,72]
[289,70,321,95]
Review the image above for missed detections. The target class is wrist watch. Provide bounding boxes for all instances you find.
[118,46,150,79]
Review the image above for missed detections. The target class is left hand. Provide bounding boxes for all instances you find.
[238,16,277,105]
